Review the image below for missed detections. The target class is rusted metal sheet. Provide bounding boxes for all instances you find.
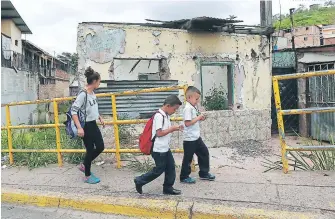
[95,80,179,117]
[308,70,335,142]
[272,52,295,68]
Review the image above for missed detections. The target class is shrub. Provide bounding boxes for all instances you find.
[203,86,228,111]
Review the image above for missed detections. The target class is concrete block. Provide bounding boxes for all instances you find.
[217,130,229,146]
[248,116,257,129]
[217,110,233,117]
[246,128,257,140]
[204,110,217,119]
[238,129,248,141]
[256,128,267,141]
[228,118,237,131]
[203,118,218,134]
[233,110,250,116]
[203,133,218,148]
[217,117,229,132]
[229,130,241,142]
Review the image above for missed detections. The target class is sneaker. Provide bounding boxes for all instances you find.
[180,177,196,184]
[84,175,100,184]
[163,188,181,195]
[79,164,96,177]
[200,173,216,181]
[134,178,143,194]
[78,164,85,173]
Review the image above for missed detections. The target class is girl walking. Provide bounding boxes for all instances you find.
[71,67,105,184]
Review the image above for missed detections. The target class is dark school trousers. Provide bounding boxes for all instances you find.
[136,150,176,189]
[180,137,210,180]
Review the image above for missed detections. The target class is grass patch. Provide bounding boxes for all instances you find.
[125,155,155,173]
[1,128,84,169]
[262,134,335,172]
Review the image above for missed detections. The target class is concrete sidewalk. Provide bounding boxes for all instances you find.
[2,164,335,218]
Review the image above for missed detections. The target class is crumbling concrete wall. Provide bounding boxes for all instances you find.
[100,108,271,149]
[77,23,272,146]
[77,23,271,110]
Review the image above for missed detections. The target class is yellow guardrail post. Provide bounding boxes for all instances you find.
[111,94,121,168]
[53,100,63,167]
[5,105,14,165]
[272,78,289,173]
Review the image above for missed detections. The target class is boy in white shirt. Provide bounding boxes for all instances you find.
[134,95,183,195]
[180,86,215,184]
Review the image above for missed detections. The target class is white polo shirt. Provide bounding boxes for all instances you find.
[152,109,171,153]
[183,102,200,141]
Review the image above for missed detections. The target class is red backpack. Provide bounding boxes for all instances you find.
[139,111,165,155]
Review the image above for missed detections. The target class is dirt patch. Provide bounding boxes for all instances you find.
[224,140,273,158]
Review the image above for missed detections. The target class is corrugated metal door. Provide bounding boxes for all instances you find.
[95,80,179,118]
[308,63,335,142]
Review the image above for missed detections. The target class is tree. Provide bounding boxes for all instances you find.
[325,1,335,6]
[296,4,307,12]
[57,52,78,73]
[273,5,335,29]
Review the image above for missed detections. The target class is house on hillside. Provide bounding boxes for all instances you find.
[322,25,335,45]
[274,25,323,49]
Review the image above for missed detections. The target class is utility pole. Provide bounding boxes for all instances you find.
[260,0,273,27]
[289,8,308,137]
[289,8,298,71]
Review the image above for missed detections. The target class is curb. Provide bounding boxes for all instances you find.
[1,188,322,219]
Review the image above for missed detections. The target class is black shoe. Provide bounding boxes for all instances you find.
[200,173,216,181]
[134,178,143,194]
[163,188,181,195]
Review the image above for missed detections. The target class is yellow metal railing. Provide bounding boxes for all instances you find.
[272,70,335,173]
[1,85,188,168]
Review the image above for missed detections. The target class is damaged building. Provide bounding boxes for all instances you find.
[76,17,273,147]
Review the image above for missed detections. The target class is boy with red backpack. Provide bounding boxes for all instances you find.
[135,95,183,195]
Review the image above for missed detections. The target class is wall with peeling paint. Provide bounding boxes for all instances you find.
[77,23,272,110]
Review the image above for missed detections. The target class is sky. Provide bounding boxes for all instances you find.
[11,0,329,55]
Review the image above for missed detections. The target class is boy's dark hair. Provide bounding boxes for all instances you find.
[85,66,101,85]
[186,86,201,96]
[163,95,182,106]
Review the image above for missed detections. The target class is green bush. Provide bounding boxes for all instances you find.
[203,86,228,111]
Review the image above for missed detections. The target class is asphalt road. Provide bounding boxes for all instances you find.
[1,203,135,219]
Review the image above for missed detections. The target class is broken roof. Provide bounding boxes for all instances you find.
[145,16,243,31]
[22,40,67,64]
[82,16,274,36]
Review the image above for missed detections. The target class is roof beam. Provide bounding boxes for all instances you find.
[1,8,17,11]
[1,16,21,19]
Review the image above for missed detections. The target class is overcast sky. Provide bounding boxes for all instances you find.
[11,0,328,55]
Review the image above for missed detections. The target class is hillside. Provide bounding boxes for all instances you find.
[273,6,335,29]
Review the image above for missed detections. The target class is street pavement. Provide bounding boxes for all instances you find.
[2,163,335,216]
[2,203,134,219]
